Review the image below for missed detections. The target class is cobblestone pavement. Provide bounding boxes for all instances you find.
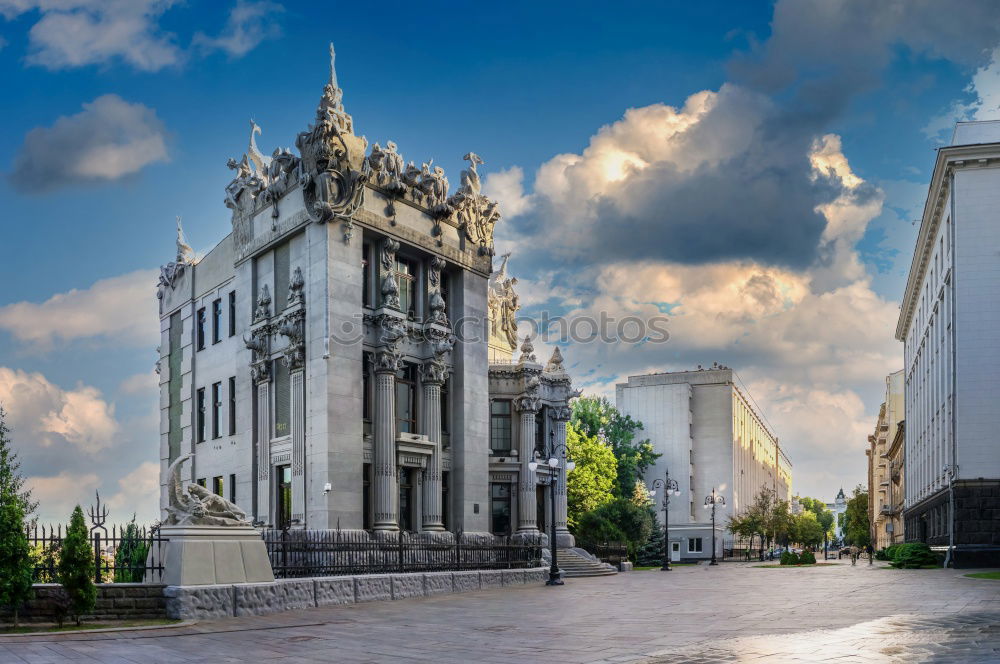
[1,562,998,663]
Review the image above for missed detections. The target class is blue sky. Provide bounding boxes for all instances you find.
[1,0,999,523]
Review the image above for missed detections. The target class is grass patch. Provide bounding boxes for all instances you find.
[964,571,1000,580]
[0,619,181,634]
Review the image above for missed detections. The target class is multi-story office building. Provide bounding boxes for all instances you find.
[867,370,904,549]
[616,366,792,561]
[155,45,576,542]
[895,120,1000,567]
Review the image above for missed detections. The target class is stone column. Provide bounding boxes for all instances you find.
[290,368,306,523]
[420,361,446,532]
[515,396,540,534]
[255,378,270,522]
[373,351,400,531]
[552,410,573,546]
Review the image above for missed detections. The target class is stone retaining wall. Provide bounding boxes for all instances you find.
[166,567,550,619]
[1,584,167,623]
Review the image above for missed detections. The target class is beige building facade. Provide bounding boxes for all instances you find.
[867,370,904,550]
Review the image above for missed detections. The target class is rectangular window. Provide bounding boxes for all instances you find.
[273,360,290,438]
[211,381,221,439]
[362,243,372,307]
[274,242,290,313]
[688,537,703,553]
[212,476,223,496]
[395,257,415,317]
[228,376,237,436]
[229,473,236,503]
[212,298,222,344]
[395,363,416,434]
[228,291,237,337]
[439,272,449,313]
[490,483,511,536]
[196,388,206,443]
[490,401,512,455]
[197,478,206,488]
[362,352,372,422]
[363,463,372,530]
[196,307,206,350]
[440,378,449,435]
[399,468,413,532]
[535,406,547,457]
[442,471,450,530]
[276,465,292,529]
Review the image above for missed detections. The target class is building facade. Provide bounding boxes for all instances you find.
[866,370,904,550]
[155,44,575,542]
[825,488,847,543]
[615,367,792,561]
[895,120,1000,567]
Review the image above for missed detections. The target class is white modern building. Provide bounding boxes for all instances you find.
[895,120,1000,567]
[616,366,792,561]
[825,488,847,543]
[155,44,577,543]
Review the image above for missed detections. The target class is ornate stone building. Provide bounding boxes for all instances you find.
[156,44,575,541]
[866,370,904,550]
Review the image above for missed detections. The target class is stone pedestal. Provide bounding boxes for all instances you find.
[156,525,274,586]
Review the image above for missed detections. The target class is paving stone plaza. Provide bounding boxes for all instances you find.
[1,562,997,663]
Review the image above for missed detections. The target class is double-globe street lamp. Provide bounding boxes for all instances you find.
[649,469,681,571]
[528,436,575,586]
[703,488,725,566]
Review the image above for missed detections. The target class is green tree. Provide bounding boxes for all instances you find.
[58,506,96,625]
[571,397,659,499]
[576,498,652,559]
[792,511,825,548]
[0,408,35,626]
[769,499,796,546]
[797,496,835,538]
[843,485,871,548]
[113,517,149,583]
[635,514,665,567]
[565,422,616,529]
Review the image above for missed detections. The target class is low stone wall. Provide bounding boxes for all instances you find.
[1,584,167,624]
[166,567,550,620]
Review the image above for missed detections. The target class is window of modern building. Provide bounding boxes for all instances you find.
[273,360,290,438]
[276,465,292,529]
[228,291,237,337]
[196,478,206,487]
[196,388,206,443]
[229,473,236,503]
[363,463,372,530]
[210,382,222,439]
[274,242,290,313]
[228,376,237,436]
[490,400,512,455]
[196,307,206,350]
[688,537,703,553]
[394,257,415,317]
[212,298,222,344]
[399,468,413,532]
[490,483,511,535]
[212,476,223,496]
[362,242,372,307]
[395,363,416,434]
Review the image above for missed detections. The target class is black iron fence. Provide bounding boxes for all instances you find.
[26,523,167,584]
[262,529,543,578]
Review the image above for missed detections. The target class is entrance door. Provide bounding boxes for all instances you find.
[671,541,680,562]
[399,468,413,532]
[536,485,546,533]
[276,465,292,529]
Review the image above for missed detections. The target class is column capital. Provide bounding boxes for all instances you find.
[420,360,448,385]
[514,395,541,413]
[374,348,403,374]
[549,405,572,422]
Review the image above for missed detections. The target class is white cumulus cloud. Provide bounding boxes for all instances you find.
[192,0,283,58]
[9,95,168,193]
[0,269,159,349]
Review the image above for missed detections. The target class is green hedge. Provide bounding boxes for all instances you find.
[888,542,940,569]
[799,550,816,564]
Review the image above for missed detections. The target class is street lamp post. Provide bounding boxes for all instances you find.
[703,488,725,566]
[649,469,681,571]
[529,438,575,587]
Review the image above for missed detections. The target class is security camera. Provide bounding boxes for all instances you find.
[323,482,332,495]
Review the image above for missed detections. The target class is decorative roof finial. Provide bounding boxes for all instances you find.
[518,335,536,364]
[176,216,195,265]
[545,346,566,374]
[329,42,338,92]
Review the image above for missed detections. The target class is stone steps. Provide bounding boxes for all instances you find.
[556,548,618,577]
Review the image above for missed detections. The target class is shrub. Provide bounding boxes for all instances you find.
[889,542,940,569]
[114,520,149,583]
[575,498,652,559]
[780,550,801,565]
[574,511,626,551]
[58,506,96,625]
[799,550,816,564]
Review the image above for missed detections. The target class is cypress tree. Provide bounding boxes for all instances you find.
[635,511,665,567]
[0,408,35,626]
[59,506,96,625]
